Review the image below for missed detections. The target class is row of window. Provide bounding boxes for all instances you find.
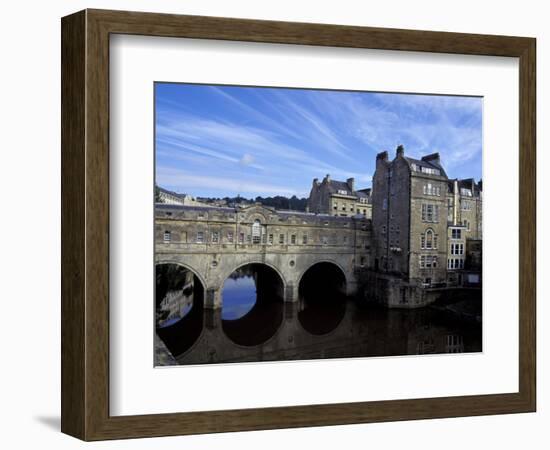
[423,183,441,196]
[461,200,472,211]
[450,243,464,255]
[332,204,369,214]
[163,230,356,246]
[410,163,441,176]
[447,258,465,269]
[381,224,401,233]
[419,255,438,268]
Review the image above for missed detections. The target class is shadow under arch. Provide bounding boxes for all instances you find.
[297,261,347,336]
[155,262,205,359]
[221,263,285,347]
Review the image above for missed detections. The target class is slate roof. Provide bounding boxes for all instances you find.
[325,180,353,195]
[404,156,448,178]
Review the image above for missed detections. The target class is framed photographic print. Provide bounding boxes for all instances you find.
[61,9,536,440]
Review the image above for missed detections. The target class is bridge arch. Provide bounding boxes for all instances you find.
[219,260,288,293]
[220,261,286,347]
[297,260,348,336]
[155,260,207,292]
[154,261,206,358]
[297,259,349,292]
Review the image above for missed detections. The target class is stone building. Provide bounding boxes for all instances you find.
[156,186,209,207]
[155,203,370,307]
[370,145,482,306]
[307,174,372,218]
[156,145,481,309]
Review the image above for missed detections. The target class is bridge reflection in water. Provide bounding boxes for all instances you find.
[155,263,481,366]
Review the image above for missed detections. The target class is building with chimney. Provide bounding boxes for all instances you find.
[370,145,482,306]
[307,174,372,219]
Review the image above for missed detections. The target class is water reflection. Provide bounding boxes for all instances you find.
[221,265,284,347]
[154,264,482,366]
[222,274,256,320]
[155,264,204,358]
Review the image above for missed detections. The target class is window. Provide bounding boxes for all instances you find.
[451,243,464,255]
[451,229,462,240]
[338,189,348,195]
[460,188,472,196]
[461,200,472,211]
[163,230,171,242]
[419,255,438,268]
[447,258,465,270]
[421,166,440,176]
[268,234,274,245]
[291,234,296,245]
[360,256,366,267]
[322,236,328,245]
[238,232,244,244]
[463,219,470,230]
[252,220,262,244]
[279,234,285,244]
[196,231,204,243]
[421,229,437,249]
[302,234,308,245]
[421,204,439,223]
[333,204,338,210]
[382,198,387,210]
[227,231,234,243]
[382,225,386,234]
[423,183,441,196]
[211,231,219,243]
[246,234,252,243]
[343,235,348,244]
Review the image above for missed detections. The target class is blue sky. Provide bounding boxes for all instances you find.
[155,83,482,199]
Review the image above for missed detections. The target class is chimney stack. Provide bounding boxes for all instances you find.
[324,174,331,183]
[347,177,355,192]
[421,152,440,165]
[376,151,388,161]
[396,144,405,157]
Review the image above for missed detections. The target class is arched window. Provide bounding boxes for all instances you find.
[421,229,438,249]
[252,219,262,244]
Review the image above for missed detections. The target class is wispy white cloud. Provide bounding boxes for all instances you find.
[155,84,482,198]
[157,166,302,197]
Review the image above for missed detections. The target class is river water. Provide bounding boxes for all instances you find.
[155,268,482,366]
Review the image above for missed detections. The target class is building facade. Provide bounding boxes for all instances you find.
[156,145,481,309]
[156,186,210,207]
[307,175,372,219]
[155,203,371,307]
[369,145,482,306]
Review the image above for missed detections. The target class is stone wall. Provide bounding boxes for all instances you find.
[155,203,371,308]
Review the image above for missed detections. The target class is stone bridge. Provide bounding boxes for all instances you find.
[155,203,372,308]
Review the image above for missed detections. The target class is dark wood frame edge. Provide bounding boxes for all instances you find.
[61,9,536,441]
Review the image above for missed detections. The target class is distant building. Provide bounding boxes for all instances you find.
[307,175,372,218]
[156,186,208,207]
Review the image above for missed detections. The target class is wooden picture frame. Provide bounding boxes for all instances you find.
[61,9,536,441]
